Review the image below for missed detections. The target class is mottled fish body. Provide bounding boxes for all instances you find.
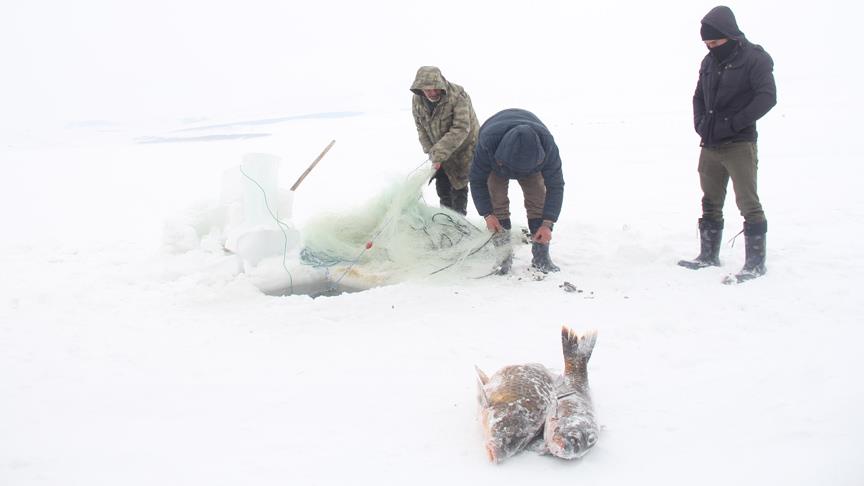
[476,363,557,463]
[544,327,599,459]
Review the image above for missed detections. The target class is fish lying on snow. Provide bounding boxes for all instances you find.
[544,327,599,459]
[476,363,557,463]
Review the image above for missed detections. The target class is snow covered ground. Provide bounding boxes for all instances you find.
[2,1,863,485]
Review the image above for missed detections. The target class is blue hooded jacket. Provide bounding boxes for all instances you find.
[469,109,564,221]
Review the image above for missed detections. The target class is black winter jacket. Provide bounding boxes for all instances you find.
[694,6,777,147]
[469,109,564,221]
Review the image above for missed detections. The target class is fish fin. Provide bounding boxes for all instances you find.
[561,326,598,377]
[475,365,490,385]
[475,365,490,407]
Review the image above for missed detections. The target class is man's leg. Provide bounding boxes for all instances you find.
[487,172,512,227]
[435,169,453,210]
[518,173,559,272]
[450,185,469,216]
[517,172,546,228]
[487,172,513,274]
[724,142,767,281]
[724,142,765,224]
[679,147,729,269]
[699,147,729,223]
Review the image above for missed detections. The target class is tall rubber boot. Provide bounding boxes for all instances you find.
[531,242,560,273]
[734,221,767,283]
[492,230,513,275]
[451,188,468,216]
[678,218,723,269]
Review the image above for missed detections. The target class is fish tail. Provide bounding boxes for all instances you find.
[561,326,597,377]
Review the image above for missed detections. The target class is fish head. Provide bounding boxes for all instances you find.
[480,406,533,463]
[544,422,598,460]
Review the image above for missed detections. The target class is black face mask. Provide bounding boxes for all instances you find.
[423,97,439,112]
[709,39,738,62]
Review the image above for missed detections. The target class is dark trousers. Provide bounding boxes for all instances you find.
[699,142,766,224]
[435,169,468,215]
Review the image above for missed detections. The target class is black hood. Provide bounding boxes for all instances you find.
[701,6,745,40]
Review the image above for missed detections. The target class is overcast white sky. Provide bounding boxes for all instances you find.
[0,1,858,133]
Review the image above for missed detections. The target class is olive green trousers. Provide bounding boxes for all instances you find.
[698,141,766,224]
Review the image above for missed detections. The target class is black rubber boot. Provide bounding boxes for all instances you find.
[492,230,513,275]
[734,221,767,283]
[451,188,468,216]
[678,218,723,269]
[531,242,560,273]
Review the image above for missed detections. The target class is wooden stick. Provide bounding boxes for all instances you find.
[290,140,336,191]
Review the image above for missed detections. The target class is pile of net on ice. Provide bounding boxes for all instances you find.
[294,165,499,295]
[163,153,501,296]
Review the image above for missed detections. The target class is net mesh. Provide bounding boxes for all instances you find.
[300,166,499,283]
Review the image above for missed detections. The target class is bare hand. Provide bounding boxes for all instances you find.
[485,214,504,233]
[533,226,553,244]
[433,162,442,170]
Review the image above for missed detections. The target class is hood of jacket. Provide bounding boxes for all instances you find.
[494,125,546,173]
[701,6,745,40]
[410,66,449,96]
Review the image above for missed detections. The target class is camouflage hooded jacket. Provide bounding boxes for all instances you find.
[411,66,479,190]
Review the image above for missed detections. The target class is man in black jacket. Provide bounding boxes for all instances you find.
[470,109,564,274]
[678,6,777,283]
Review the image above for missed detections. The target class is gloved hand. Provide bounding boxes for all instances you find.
[485,214,504,233]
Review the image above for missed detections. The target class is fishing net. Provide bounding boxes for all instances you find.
[299,166,500,285]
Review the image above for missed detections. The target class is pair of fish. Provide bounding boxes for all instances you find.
[476,326,598,463]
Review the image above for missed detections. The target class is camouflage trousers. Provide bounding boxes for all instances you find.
[699,141,766,224]
[487,171,546,222]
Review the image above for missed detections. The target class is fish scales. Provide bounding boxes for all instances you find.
[477,363,556,463]
[544,327,599,460]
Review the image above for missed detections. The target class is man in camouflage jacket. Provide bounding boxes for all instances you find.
[411,66,479,215]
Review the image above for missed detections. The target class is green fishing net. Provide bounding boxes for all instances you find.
[300,166,499,284]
